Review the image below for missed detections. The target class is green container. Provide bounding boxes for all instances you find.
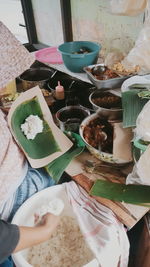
[58,41,101,73]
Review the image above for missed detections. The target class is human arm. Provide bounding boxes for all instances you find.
[0,213,60,263]
[13,212,60,253]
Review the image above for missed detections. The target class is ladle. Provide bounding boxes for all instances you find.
[92,65,106,76]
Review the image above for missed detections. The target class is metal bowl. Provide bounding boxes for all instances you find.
[19,67,54,91]
[56,105,90,133]
[84,64,131,89]
[79,113,132,165]
[89,90,123,121]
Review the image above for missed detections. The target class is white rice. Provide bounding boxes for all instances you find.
[28,216,94,267]
[37,198,64,217]
[21,115,43,140]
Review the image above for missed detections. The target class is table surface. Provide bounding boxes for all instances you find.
[37,60,150,229]
[65,150,149,229]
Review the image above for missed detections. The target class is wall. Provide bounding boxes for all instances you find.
[71,0,144,57]
[32,0,64,46]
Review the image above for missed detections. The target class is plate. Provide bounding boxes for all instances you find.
[35,47,63,64]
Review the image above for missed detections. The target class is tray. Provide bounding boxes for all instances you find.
[84,64,131,90]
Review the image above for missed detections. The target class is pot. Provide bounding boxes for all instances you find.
[19,67,54,91]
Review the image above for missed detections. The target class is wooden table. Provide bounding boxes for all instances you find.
[66,150,149,229]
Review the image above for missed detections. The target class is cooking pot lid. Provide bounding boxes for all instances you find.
[35,47,63,64]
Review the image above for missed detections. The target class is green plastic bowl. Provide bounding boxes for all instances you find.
[58,41,101,73]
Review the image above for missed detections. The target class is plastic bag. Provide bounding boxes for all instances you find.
[126,146,150,186]
[121,1,150,73]
[110,0,147,16]
[135,100,150,142]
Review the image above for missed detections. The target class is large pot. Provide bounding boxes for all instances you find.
[19,67,54,91]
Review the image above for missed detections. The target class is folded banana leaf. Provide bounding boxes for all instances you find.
[129,83,150,90]
[122,89,148,128]
[90,179,150,207]
[45,132,85,183]
[138,90,150,99]
[11,96,60,159]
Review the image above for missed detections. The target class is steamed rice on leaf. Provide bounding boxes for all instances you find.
[11,97,61,159]
[21,115,44,140]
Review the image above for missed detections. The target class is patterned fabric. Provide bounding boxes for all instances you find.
[8,164,55,222]
[0,110,26,209]
[0,21,35,88]
[66,181,130,267]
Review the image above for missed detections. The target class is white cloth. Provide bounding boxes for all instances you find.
[66,181,130,267]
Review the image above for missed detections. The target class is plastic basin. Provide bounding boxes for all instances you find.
[58,41,101,73]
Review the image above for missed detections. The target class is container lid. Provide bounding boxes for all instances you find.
[35,47,63,64]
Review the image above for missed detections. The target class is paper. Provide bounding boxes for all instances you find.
[7,86,73,168]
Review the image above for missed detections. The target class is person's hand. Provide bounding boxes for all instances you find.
[35,213,60,238]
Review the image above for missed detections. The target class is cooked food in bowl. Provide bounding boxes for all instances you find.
[83,117,113,154]
[91,91,122,109]
[89,91,122,121]
[80,113,132,165]
[84,64,130,89]
[87,65,119,80]
[28,215,94,267]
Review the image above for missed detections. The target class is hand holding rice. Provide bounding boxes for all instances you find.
[21,114,43,140]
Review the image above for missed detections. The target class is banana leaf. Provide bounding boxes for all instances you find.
[45,132,85,183]
[122,90,148,128]
[90,179,150,207]
[11,96,60,159]
[138,90,150,99]
[128,83,150,90]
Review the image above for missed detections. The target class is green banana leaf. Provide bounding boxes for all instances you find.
[45,132,85,183]
[138,90,150,99]
[11,97,60,159]
[90,179,150,207]
[122,90,148,128]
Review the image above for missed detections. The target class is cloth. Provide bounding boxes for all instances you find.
[0,163,55,222]
[0,221,19,264]
[0,110,26,210]
[66,181,130,267]
[0,21,35,89]
[8,164,55,222]
[0,257,13,267]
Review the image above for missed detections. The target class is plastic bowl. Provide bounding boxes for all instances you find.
[12,185,97,267]
[58,41,101,73]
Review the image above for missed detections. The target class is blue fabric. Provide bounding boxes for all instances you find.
[0,257,13,267]
[8,163,55,222]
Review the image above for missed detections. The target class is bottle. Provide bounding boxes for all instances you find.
[55,81,65,100]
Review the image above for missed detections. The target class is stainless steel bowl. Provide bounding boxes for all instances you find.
[56,105,90,133]
[19,67,54,91]
[84,63,131,89]
[79,113,132,165]
[89,90,123,121]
